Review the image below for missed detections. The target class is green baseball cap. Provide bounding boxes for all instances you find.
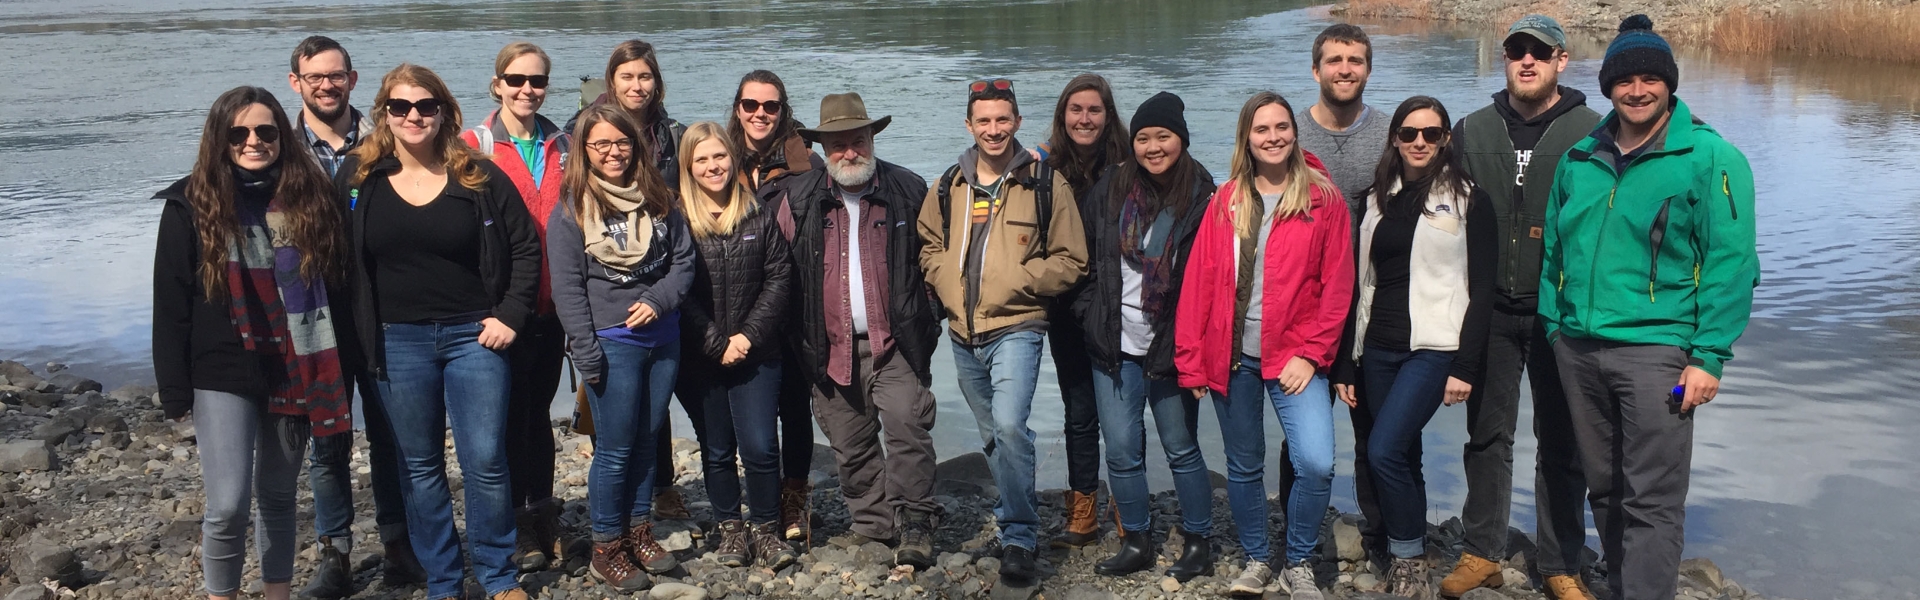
[1507,14,1568,48]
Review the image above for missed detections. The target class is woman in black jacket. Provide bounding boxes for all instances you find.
[152,85,350,600]
[336,64,542,600]
[672,122,797,569]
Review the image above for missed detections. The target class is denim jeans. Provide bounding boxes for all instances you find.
[585,339,680,540]
[951,330,1045,550]
[1358,346,1454,559]
[308,374,408,546]
[1092,356,1211,536]
[678,358,783,523]
[374,322,518,599]
[1212,355,1335,565]
[195,390,307,596]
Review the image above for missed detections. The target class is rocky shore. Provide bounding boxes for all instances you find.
[1334,0,1886,37]
[0,361,1786,600]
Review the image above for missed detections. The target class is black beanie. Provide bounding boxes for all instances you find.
[1129,91,1190,148]
[1599,14,1679,97]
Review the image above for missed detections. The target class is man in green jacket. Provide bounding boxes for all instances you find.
[1538,15,1759,600]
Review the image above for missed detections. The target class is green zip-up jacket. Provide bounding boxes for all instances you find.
[1539,97,1759,379]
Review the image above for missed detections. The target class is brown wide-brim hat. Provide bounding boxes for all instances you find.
[797,92,891,143]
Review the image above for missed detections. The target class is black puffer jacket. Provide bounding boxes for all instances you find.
[681,203,792,366]
[1070,164,1217,380]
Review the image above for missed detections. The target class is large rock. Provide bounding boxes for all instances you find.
[3,585,50,600]
[1333,513,1366,561]
[647,582,707,600]
[1460,588,1506,600]
[43,373,100,395]
[652,520,698,552]
[0,441,51,472]
[17,392,62,409]
[0,361,34,382]
[87,413,127,433]
[934,452,993,484]
[1679,557,1725,593]
[10,534,81,587]
[108,384,157,405]
[31,419,79,445]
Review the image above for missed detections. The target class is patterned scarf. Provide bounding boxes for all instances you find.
[1117,179,1175,320]
[224,167,350,437]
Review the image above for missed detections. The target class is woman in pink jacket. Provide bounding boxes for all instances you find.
[1175,91,1352,600]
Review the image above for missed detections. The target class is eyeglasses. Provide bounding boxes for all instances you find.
[385,98,444,119]
[968,78,1014,94]
[1503,41,1559,62]
[1394,126,1448,144]
[585,138,634,154]
[226,124,281,146]
[737,99,784,115]
[298,71,350,87]
[499,74,549,89]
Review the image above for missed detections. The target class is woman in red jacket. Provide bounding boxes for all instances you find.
[459,41,569,573]
[1175,91,1352,600]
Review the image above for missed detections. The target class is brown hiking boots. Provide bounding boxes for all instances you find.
[652,487,693,521]
[1053,490,1100,547]
[590,538,649,592]
[750,521,799,570]
[1388,557,1434,599]
[780,478,812,541]
[712,520,750,567]
[512,501,561,572]
[1439,553,1503,597]
[626,520,680,574]
[1545,574,1598,600]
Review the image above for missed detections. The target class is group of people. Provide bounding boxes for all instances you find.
[151,12,1757,600]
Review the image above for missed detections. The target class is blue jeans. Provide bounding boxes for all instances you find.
[678,358,782,523]
[308,374,409,547]
[1092,357,1211,536]
[585,339,680,540]
[374,322,517,600]
[951,330,1045,550]
[1211,355,1334,565]
[1358,346,1454,559]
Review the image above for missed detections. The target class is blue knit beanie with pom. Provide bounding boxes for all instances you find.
[1599,14,1678,97]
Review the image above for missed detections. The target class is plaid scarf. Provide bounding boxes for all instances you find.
[1117,180,1175,320]
[225,171,350,437]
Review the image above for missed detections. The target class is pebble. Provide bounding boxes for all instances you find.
[647,582,708,600]
[1160,577,1182,593]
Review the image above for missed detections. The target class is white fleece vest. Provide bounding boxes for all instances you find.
[1351,174,1474,361]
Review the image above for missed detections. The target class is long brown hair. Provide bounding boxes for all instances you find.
[678,121,757,239]
[564,103,674,230]
[725,69,801,175]
[1228,91,1334,239]
[186,86,343,300]
[1369,95,1471,220]
[347,64,488,191]
[1045,73,1131,195]
[605,39,666,127]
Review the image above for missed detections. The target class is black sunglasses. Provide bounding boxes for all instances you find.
[1503,41,1559,62]
[499,74,550,89]
[385,98,444,119]
[1395,126,1449,144]
[226,124,281,146]
[737,98,784,115]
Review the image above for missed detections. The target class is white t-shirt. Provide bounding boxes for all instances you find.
[839,186,873,335]
[1120,209,1175,356]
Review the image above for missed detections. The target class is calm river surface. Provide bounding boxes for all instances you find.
[4,1,1919,598]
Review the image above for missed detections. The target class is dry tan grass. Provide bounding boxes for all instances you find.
[1712,3,1920,64]
[1340,0,1437,21]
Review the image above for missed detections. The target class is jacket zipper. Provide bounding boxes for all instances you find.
[1722,171,1738,220]
[1647,198,1672,302]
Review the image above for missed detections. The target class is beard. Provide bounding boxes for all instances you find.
[828,151,879,189]
[1319,78,1367,107]
[304,97,347,124]
[1508,74,1558,105]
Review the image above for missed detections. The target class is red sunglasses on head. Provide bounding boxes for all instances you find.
[968,78,1013,94]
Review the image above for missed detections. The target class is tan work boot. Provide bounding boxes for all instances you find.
[1544,574,1597,600]
[1439,553,1503,598]
[1053,490,1100,547]
[490,589,530,600]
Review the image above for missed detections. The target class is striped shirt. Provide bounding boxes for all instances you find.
[301,108,364,178]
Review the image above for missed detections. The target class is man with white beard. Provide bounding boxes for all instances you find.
[772,93,943,570]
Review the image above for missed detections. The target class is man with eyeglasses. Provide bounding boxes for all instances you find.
[284,35,425,599]
[1443,14,1602,600]
[917,78,1086,589]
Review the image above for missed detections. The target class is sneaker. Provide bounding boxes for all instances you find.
[1387,557,1434,600]
[712,520,750,567]
[895,509,935,569]
[1052,490,1100,547]
[1544,574,1597,600]
[590,538,650,592]
[780,479,812,541]
[1281,563,1323,600]
[380,538,428,586]
[653,487,693,521]
[999,545,1038,587]
[749,521,798,570]
[1228,561,1273,596]
[1439,553,1502,598]
[625,520,680,574]
[300,538,352,598]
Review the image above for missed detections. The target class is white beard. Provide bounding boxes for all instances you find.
[828,152,878,188]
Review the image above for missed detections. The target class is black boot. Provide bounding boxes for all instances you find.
[382,537,429,586]
[1094,526,1155,576]
[301,538,353,598]
[1164,527,1213,582]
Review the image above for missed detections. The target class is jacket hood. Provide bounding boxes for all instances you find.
[1491,86,1590,128]
[155,176,192,205]
[956,138,1035,189]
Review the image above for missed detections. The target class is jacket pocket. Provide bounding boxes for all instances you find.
[1646,196,1674,302]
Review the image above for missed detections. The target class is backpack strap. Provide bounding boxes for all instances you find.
[469,123,494,153]
[936,164,962,245]
[1030,162,1054,247]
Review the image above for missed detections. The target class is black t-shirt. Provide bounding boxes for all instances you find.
[1365,190,1421,351]
[365,184,491,324]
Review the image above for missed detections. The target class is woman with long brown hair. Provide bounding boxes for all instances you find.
[152,85,348,600]
[548,103,696,591]
[336,64,541,600]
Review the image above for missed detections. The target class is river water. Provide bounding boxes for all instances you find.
[3,1,1917,598]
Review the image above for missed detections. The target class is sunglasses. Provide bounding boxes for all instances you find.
[968,78,1014,94]
[1395,126,1449,144]
[385,98,444,119]
[499,74,550,89]
[737,99,784,115]
[1503,41,1559,62]
[226,124,281,146]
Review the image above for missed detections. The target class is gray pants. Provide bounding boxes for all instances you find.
[1460,311,1588,575]
[195,390,310,596]
[1552,337,1692,600]
[811,339,939,539]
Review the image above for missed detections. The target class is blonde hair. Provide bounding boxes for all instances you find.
[488,41,552,102]
[676,121,757,239]
[1228,91,1333,239]
[348,64,488,191]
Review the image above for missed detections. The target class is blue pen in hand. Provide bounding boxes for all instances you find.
[1670,384,1686,406]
